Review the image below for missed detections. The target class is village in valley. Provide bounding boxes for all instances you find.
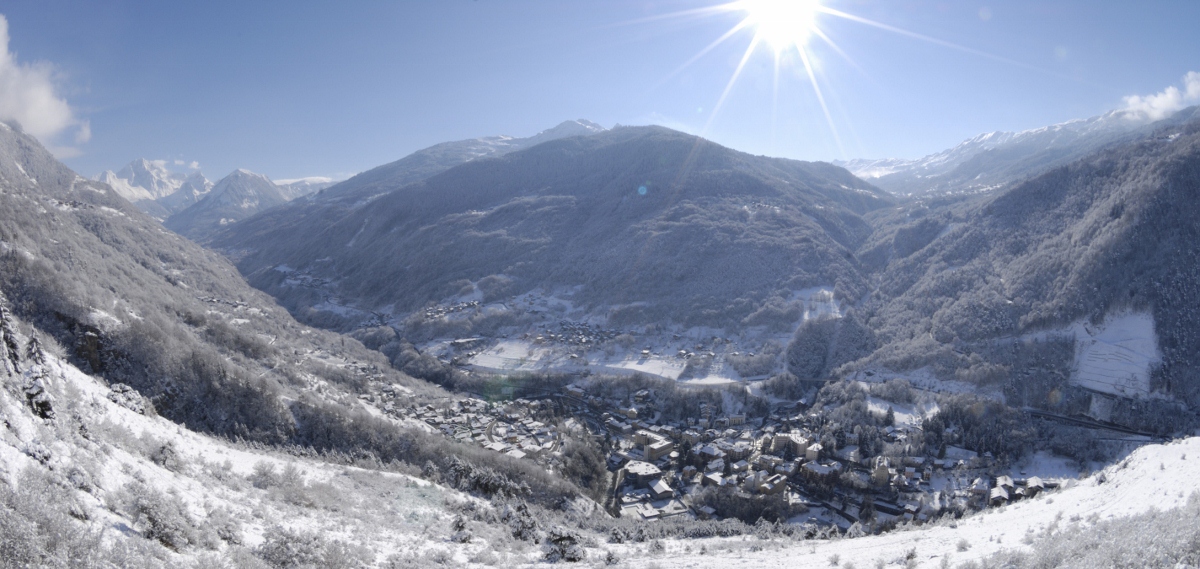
[303,286,1092,533]
[355,363,1059,532]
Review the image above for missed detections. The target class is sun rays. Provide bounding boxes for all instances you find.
[642,0,1034,158]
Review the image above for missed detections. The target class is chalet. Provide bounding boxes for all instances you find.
[989,486,1009,506]
[996,475,1015,492]
[649,478,674,501]
[1026,476,1045,497]
[703,472,724,487]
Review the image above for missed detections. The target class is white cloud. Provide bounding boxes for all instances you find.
[0,14,88,157]
[1122,71,1200,121]
[187,160,200,170]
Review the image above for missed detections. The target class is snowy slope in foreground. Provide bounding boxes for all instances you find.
[641,437,1200,568]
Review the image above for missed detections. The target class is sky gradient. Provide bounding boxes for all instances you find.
[0,0,1197,181]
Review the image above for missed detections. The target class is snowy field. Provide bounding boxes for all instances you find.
[1068,311,1160,398]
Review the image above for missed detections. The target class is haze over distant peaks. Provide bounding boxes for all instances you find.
[837,105,1200,196]
[275,176,341,200]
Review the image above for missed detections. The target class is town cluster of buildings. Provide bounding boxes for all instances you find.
[565,383,1057,526]
[525,320,623,348]
[354,369,1057,530]
[360,382,572,466]
[421,300,481,321]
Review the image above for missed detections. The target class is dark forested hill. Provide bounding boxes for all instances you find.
[212,125,893,329]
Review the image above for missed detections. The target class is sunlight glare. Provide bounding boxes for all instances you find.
[741,0,822,51]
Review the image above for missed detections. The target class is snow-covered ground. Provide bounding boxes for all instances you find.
[1068,311,1160,398]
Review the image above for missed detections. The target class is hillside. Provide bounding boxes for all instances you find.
[213,125,892,334]
[0,119,597,512]
[845,109,1200,425]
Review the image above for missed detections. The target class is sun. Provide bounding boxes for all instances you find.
[739,0,823,52]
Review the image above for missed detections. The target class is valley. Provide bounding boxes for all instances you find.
[2,71,1199,569]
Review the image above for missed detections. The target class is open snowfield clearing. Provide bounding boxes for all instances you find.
[865,396,937,427]
[1069,311,1160,398]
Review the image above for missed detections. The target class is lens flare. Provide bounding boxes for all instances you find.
[740,0,822,51]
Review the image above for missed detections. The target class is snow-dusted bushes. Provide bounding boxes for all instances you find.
[125,482,199,552]
[0,469,102,568]
[966,492,1200,568]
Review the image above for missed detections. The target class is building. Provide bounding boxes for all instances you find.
[626,461,662,488]
[649,478,673,501]
[645,439,674,462]
[1026,476,1045,497]
[989,486,1009,506]
[806,443,823,462]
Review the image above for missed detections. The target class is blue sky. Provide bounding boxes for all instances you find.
[0,0,1197,181]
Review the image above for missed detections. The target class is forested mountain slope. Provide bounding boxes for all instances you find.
[847,111,1200,416]
[213,125,892,330]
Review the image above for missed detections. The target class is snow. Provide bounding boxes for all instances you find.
[1068,311,1160,398]
[790,287,841,321]
[864,396,936,427]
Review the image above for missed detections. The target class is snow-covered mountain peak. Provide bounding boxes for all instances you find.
[835,105,1183,196]
[524,119,607,147]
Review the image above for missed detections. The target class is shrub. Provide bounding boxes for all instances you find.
[127,482,197,552]
[256,526,325,569]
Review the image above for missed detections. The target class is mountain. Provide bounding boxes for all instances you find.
[95,158,213,219]
[275,176,339,200]
[212,125,892,334]
[838,107,1200,196]
[164,169,290,240]
[309,119,607,208]
[843,107,1200,423]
